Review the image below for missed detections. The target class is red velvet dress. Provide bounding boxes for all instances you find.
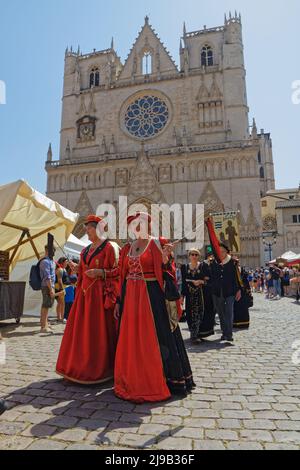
[56,241,119,384]
[114,238,194,403]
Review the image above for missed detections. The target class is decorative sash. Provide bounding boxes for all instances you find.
[83,240,109,266]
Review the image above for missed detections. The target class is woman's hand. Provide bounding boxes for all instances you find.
[192,280,204,287]
[114,304,120,320]
[85,269,104,279]
[235,290,242,302]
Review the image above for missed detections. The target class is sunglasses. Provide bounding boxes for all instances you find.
[190,253,199,257]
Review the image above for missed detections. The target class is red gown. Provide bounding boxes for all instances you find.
[56,240,119,384]
[114,238,194,403]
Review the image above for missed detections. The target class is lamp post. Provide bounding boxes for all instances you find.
[262,232,277,263]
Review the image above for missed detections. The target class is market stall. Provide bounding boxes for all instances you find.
[10,233,88,316]
[0,179,79,322]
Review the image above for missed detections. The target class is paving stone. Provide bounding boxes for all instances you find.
[240,430,273,442]
[155,437,193,450]
[0,436,34,450]
[184,418,216,429]
[221,410,253,419]
[205,429,239,441]
[151,415,182,426]
[17,413,53,424]
[0,421,28,435]
[2,295,300,450]
[227,442,264,450]
[272,431,300,443]
[47,415,79,428]
[217,419,242,429]
[265,443,300,450]
[26,439,67,450]
[171,427,204,439]
[21,424,57,438]
[78,418,109,431]
[242,419,277,430]
[87,431,122,446]
[275,421,300,431]
[54,429,88,442]
[193,440,226,450]
[119,433,156,449]
[138,423,170,436]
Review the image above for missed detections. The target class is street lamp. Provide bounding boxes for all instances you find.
[262,232,277,262]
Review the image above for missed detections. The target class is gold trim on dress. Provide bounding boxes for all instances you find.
[56,370,113,385]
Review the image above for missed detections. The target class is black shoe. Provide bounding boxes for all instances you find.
[226,337,234,342]
[0,399,8,415]
[220,336,226,341]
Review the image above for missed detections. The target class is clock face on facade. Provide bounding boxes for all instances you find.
[76,116,96,142]
[122,93,170,140]
[80,123,93,138]
[263,215,277,232]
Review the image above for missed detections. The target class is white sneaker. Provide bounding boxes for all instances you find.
[63,319,67,324]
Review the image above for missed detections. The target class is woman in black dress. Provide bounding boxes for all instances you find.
[199,252,216,339]
[233,266,253,329]
[181,249,205,343]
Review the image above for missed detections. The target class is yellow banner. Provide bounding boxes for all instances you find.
[211,211,241,255]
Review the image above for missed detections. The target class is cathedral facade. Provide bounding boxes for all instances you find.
[46,13,275,267]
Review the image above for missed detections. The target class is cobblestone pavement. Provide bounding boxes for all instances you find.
[0,294,300,451]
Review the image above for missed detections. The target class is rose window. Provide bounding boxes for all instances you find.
[124,95,169,139]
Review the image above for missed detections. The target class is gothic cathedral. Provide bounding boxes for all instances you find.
[46,13,275,267]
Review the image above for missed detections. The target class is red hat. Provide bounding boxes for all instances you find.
[84,214,102,225]
[127,212,151,226]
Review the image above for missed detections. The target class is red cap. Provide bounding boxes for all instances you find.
[84,214,102,225]
[127,212,151,226]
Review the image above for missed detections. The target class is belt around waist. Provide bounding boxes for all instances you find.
[126,276,157,282]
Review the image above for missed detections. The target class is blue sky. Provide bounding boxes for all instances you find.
[0,0,299,192]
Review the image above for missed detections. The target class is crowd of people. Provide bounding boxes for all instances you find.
[246,265,300,301]
[34,213,255,404]
[1,212,298,413]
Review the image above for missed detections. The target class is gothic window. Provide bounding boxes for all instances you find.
[260,166,265,179]
[124,95,169,139]
[258,151,261,163]
[201,45,214,67]
[142,51,152,75]
[89,67,100,88]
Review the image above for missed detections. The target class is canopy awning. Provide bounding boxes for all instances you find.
[276,251,300,265]
[0,179,79,268]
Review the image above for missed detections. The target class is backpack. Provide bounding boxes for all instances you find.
[29,258,45,291]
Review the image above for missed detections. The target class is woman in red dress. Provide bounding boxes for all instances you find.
[56,215,119,384]
[114,213,195,403]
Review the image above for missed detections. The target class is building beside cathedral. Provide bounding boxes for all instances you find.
[46,13,275,267]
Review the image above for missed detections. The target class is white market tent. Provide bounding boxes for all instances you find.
[10,234,89,316]
[277,251,300,265]
[0,179,80,317]
[269,251,300,266]
[0,180,79,269]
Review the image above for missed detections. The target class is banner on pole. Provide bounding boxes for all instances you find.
[210,211,241,255]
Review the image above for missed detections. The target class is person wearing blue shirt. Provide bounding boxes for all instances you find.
[39,245,57,334]
[64,275,77,323]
